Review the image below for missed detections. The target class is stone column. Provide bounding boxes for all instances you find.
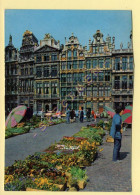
[28,96,30,107]
[49,102,52,111]
[34,100,37,112]
[127,75,129,89]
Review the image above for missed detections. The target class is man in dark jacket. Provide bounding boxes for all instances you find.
[80,107,84,123]
[86,108,91,122]
[110,106,124,162]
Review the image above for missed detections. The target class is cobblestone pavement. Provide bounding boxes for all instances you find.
[5,118,98,167]
[81,128,132,192]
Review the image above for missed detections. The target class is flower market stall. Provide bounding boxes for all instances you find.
[5,125,105,191]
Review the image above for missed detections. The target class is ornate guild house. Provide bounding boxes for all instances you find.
[5,30,134,116]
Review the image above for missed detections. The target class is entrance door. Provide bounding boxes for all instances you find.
[45,105,49,112]
[52,104,57,112]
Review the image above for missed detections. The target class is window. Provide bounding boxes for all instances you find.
[129,75,133,89]
[73,50,77,57]
[99,46,104,53]
[73,61,77,69]
[37,83,42,94]
[44,66,49,77]
[93,72,97,81]
[79,61,84,69]
[25,68,28,75]
[115,58,120,70]
[61,88,66,97]
[114,76,120,89]
[68,50,72,58]
[61,74,66,82]
[36,55,41,62]
[105,71,110,81]
[44,83,49,94]
[98,72,104,81]
[73,73,78,84]
[51,65,57,77]
[93,46,98,54]
[36,66,42,77]
[67,61,72,69]
[122,57,127,70]
[105,87,110,97]
[105,58,110,68]
[86,60,91,69]
[99,59,104,68]
[30,80,34,92]
[21,69,24,76]
[99,87,104,97]
[129,57,133,70]
[93,59,98,69]
[30,68,33,75]
[87,87,91,97]
[78,73,84,82]
[62,53,66,58]
[122,76,127,89]
[79,53,83,57]
[67,74,72,82]
[51,83,57,94]
[62,62,66,70]
[93,87,98,97]
[51,54,57,61]
[67,88,71,96]
[44,55,49,61]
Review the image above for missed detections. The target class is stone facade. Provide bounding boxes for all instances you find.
[5,30,134,116]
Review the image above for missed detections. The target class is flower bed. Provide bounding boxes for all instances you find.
[5,118,66,139]
[5,126,105,191]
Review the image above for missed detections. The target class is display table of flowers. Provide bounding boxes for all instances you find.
[5,118,66,139]
[5,126,105,191]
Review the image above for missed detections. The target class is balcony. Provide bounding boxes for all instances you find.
[34,94,59,99]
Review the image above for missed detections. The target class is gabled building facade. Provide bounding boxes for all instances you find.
[34,33,61,112]
[18,30,38,110]
[5,35,19,116]
[5,30,134,116]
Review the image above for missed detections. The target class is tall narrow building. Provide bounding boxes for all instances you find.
[18,30,38,110]
[34,33,61,112]
[5,35,19,116]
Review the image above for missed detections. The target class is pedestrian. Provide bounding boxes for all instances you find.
[94,113,96,122]
[66,108,70,124]
[110,106,124,162]
[70,109,75,123]
[91,110,94,121]
[41,109,44,122]
[80,107,84,123]
[86,108,91,122]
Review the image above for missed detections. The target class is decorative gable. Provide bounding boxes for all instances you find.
[35,45,59,53]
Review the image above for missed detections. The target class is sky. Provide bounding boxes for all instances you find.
[5,10,132,50]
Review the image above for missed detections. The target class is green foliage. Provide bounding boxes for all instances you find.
[97,120,104,127]
[69,166,87,183]
[73,127,105,144]
[5,127,30,139]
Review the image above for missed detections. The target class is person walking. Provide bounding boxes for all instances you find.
[80,107,84,123]
[66,108,70,124]
[91,110,94,121]
[110,106,124,162]
[41,109,44,122]
[94,113,96,122]
[70,109,75,123]
[86,108,91,122]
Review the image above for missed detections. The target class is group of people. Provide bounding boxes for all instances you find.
[66,107,97,124]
